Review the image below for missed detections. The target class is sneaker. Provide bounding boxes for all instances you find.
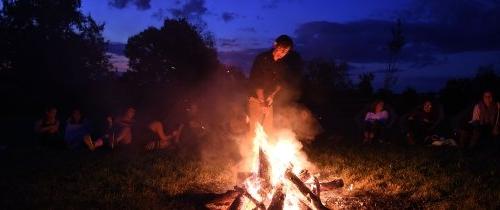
[83,135,95,151]
[145,141,156,151]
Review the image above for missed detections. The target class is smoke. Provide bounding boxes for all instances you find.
[274,104,323,143]
[170,61,322,185]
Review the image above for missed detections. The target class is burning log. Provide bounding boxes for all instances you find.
[234,186,266,210]
[267,184,285,210]
[320,179,344,191]
[228,192,244,210]
[258,147,272,195]
[205,190,241,210]
[312,175,320,199]
[299,170,321,198]
[284,169,329,210]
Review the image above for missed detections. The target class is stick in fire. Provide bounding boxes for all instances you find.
[285,169,329,210]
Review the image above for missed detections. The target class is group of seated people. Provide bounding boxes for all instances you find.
[361,90,500,148]
[34,90,499,151]
[35,106,137,151]
[34,105,198,151]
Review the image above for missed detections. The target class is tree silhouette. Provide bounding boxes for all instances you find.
[439,65,500,116]
[303,59,351,108]
[357,72,375,97]
[124,18,218,88]
[384,19,405,90]
[305,59,351,92]
[0,0,111,103]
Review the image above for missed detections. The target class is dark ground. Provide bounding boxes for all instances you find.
[1,124,499,209]
[1,98,500,209]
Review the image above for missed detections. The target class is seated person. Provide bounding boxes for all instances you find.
[166,101,209,155]
[459,90,500,148]
[113,106,136,146]
[402,100,444,145]
[84,115,112,151]
[64,108,92,149]
[362,100,390,144]
[144,121,183,151]
[186,103,208,138]
[225,102,249,137]
[34,107,63,147]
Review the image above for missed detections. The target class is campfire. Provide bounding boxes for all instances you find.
[207,124,344,210]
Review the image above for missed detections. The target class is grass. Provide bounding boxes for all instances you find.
[1,139,499,209]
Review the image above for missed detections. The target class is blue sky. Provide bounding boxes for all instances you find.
[82,0,411,49]
[81,0,500,91]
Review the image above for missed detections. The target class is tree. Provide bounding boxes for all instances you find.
[384,19,405,90]
[439,65,500,116]
[0,0,111,101]
[357,72,374,97]
[305,59,351,92]
[124,18,218,88]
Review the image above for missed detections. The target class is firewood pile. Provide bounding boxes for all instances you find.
[205,147,344,210]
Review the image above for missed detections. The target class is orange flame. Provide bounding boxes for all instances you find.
[241,123,316,209]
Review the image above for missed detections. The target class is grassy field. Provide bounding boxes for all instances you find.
[1,139,499,209]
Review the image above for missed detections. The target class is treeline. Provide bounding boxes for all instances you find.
[1,0,499,128]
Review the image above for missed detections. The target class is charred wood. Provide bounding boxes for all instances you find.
[234,186,266,210]
[284,169,329,210]
[267,184,285,210]
[228,192,244,210]
[320,179,344,191]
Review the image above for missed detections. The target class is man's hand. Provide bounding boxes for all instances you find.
[48,127,58,133]
[262,106,271,115]
[265,85,282,106]
[266,96,274,106]
[275,85,282,93]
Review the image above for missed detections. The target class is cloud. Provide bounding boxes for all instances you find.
[106,42,126,56]
[107,53,129,72]
[218,48,265,73]
[294,0,500,65]
[221,12,237,22]
[239,27,257,33]
[294,20,411,63]
[108,0,151,10]
[218,38,239,48]
[169,0,207,18]
[152,8,167,21]
[405,0,500,53]
[261,0,298,9]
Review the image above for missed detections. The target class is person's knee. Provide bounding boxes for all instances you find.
[148,121,162,131]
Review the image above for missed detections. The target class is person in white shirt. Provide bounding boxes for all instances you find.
[459,91,500,148]
[363,100,389,144]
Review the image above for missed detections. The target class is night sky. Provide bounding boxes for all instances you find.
[81,0,500,91]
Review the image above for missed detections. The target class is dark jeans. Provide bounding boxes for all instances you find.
[459,123,494,148]
[364,121,386,140]
[407,120,433,144]
[39,133,64,148]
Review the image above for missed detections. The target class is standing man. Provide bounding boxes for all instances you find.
[248,35,303,137]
